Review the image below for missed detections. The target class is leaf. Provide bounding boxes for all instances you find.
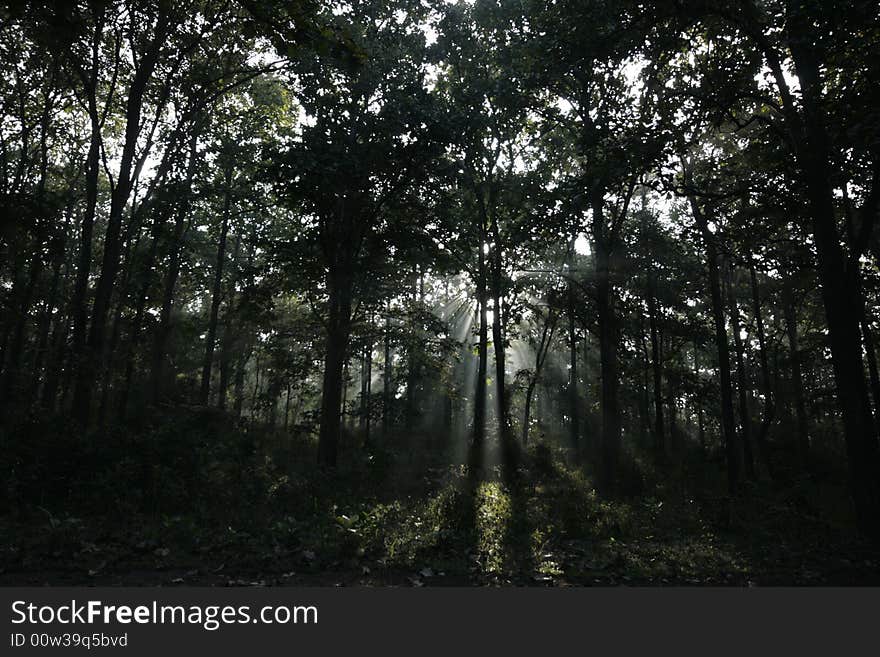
[336,514,359,529]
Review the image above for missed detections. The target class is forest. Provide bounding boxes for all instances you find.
[1,0,879,586]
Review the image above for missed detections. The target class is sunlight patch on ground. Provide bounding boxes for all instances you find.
[475,481,512,575]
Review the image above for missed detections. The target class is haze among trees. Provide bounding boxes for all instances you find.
[1,0,880,585]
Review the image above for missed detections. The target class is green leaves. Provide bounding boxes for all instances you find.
[335,513,360,530]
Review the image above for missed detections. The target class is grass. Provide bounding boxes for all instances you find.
[2,409,880,586]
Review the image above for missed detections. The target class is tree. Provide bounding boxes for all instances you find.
[269,0,445,466]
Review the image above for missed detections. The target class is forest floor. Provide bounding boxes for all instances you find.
[2,419,880,586]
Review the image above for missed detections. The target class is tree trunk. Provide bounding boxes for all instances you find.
[217,235,242,410]
[861,315,880,436]
[523,311,555,445]
[364,336,373,446]
[251,355,262,420]
[490,257,510,444]
[233,354,247,418]
[73,20,167,424]
[783,282,811,471]
[116,216,165,419]
[473,229,488,447]
[150,207,188,404]
[727,264,755,480]
[405,270,420,425]
[694,345,706,451]
[487,208,511,449]
[567,280,580,449]
[200,164,233,404]
[593,193,620,489]
[749,263,775,477]
[383,305,392,431]
[689,195,740,495]
[666,345,678,455]
[317,265,354,467]
[784,2,880,536]
[30,231,66,401]
[637,313,651,447]
[69,98,101,422]
[2,245,43,401]
[522,381,536,447]
[647,274,665,460]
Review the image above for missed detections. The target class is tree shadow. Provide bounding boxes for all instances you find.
[499,438,538,584]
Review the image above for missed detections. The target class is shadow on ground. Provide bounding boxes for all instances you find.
[2,425,880,586]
